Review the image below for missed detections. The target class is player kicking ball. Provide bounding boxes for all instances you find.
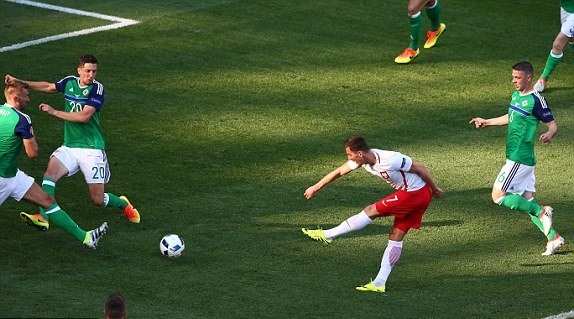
[302,136,443,293]
[5,55,140,230]
[1,81,107,249]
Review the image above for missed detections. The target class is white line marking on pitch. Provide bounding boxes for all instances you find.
[1,0,140,53]
[542,310,574,319]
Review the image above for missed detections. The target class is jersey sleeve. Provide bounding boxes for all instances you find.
[55,76,74,93]
[373,150,413,171]
[389,152,412,172]
[532,94,554,123]
[14,113,34,139]
[347,160,360,170]
[86,82,104,110]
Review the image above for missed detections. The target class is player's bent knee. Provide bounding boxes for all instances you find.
[407,8,420,16]
[364,204,380,218]
[90,196,104,207]
[491,189,506,204]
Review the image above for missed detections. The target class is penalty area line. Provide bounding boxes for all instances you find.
[1,0,140,53]
[542,310,574,319]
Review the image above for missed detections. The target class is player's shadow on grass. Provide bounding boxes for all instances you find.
[300,219,463,239]
[541,86,572,95]
[520,257,574,267]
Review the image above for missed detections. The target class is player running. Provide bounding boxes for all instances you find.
[5,55,140,229]
[470,61,564,256]
[394,0,447,64]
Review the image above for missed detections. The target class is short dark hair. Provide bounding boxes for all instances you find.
[344,135,370,152]
[105,293,126,319]
[512,61,534,76]
[79,54,98,67]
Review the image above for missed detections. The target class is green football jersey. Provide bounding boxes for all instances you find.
[55,76,105,150]
[0,104,34,178]
[506,91,554,166]
[562,0,574,13]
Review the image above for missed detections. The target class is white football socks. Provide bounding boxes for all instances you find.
[324,210,373,240]
[373,240,403,287]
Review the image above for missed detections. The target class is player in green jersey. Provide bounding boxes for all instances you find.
[394,0,446,64]
[534,0,574,92]
[5,55,140,229]
[0,81,107,249]
[470,61,564,256]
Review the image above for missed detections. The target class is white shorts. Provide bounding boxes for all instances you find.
[493,159,536,196]
[51,146,110,184]
[0,170,35,205]
[560,7,574,38]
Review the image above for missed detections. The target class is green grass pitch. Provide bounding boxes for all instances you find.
[1,0,573,318]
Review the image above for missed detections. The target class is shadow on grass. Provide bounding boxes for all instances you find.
[520,258,574,267]
[286,218,463,236]
[540,86,574,98]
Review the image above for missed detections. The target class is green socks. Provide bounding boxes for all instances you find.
[39,176,57,217]
[540,51,563,80]
[409,12,422,50]
[104,193,128,209]
[529,214,557,239]
[501,194,558,239]
[43,203,87,242]
[528,198,557,239]
[408,0,441,50]
[500,194,543,216]
[425,0,441,31]
[39,177,88,243]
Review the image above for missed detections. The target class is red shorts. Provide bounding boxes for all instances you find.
[374,184,432,232]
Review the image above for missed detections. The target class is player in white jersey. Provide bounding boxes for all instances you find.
[302,136,443,293]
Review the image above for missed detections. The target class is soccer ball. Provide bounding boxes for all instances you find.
[160,234,185,258]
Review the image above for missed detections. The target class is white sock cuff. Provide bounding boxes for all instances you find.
[357,210,373,223]
[42,179,56,187]
[102,193,110,207]
[494,196,505,205]
[550,50,563,59]
[388,240,403,248]
[44,205,60,215]
[426,0,438,9]
[410,11,421,18]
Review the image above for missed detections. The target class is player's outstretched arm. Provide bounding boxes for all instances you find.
[304,163,353,199]
[469,114,509,128]
[5,75,57,93]
[540,120,558,144]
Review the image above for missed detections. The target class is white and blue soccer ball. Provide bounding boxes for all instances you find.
[160,234,185,258]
